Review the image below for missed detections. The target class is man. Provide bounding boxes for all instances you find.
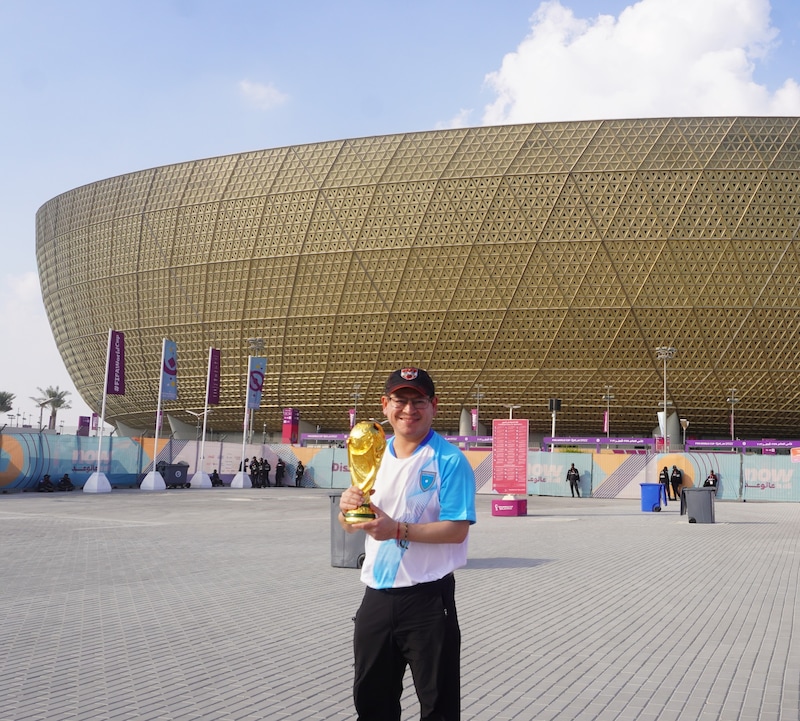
[339,367,477,721]
[249,456,260,487]
[669,465,683,501]
[703,470,719,495]
[566,463,581,498]
[659,466,670,501]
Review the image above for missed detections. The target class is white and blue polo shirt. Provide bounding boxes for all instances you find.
[360,430,477,590]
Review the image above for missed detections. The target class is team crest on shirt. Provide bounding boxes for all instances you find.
[419,471,436,491]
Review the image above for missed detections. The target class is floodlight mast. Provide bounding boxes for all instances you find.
[655,347,676,452]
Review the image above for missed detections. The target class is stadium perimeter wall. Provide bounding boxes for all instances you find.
[0,434,796,502]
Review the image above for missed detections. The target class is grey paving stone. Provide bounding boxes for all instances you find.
[1,491,799,719]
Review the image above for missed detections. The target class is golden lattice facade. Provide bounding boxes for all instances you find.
[36,117,800,438]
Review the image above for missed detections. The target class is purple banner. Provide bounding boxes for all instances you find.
[282,407,299,444]
[546,436,654,446]
[687,438,800,450]
[106,330,125,395]
[207,348,221,405]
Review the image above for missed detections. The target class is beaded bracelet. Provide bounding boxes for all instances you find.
[397,521,409,550]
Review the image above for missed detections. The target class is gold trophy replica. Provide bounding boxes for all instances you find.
[343,420,387,523]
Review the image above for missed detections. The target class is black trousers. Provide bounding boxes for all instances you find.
[353,573,461,721]
[569,480,580,497]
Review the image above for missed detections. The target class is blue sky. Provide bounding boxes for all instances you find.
[2,0,799,427]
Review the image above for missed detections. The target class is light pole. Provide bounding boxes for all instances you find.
[680,418,689,447]
[655,346,676,452]
[548,399,562,451]
[185,409,205,440]
[351,383,362,426]
[474,384,484,433]
[504,404,521,419]
[726,388,739,441]
[602,385,615,439]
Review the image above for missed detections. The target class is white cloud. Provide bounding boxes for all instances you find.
[436,108,474,130]
[482,0,800,124]
[238,79,289,110]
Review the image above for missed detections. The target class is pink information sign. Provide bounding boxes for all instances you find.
[492,418,529,494]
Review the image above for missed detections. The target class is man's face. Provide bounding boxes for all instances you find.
[382,388,438,441]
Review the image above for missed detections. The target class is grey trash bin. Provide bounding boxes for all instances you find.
[329,494,366,568]
[682,487,715,523]
[164,463,190,488]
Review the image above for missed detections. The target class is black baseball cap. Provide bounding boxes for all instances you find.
[384,367,435,397]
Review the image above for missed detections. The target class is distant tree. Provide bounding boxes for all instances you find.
[30,386,71,430]
[0,391,14,415]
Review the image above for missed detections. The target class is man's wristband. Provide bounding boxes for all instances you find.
[397,521,409,549]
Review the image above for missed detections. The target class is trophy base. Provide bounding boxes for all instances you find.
[344,507,375,524]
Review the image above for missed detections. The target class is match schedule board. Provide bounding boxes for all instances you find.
[491,418,529,494]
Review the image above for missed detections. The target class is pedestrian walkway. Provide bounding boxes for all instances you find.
[0,489,797,720]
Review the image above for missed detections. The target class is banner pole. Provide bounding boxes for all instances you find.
[200,347,212,473]
[240,355,250,475]
[95,328,113,476]
[152,338,166,473]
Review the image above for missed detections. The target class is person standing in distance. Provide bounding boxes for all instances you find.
[659,465,670,501]
[669,465,683,501]
[566,463,581,498]
[338,367,477,721]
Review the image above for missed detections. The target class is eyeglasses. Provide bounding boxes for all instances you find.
[387,395,432,410]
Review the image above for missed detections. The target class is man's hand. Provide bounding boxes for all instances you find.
[339,486,366,515]
[338,486,378,533]
[349,505,397,541]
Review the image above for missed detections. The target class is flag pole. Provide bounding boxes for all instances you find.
[200,347,212,473]
[231,354,254,488]
[84,329,114,493]
[190,347,214,488]
[95,328,112,476]
[239,355,251,476]
[154,338,165,467]
[141,338,167,491]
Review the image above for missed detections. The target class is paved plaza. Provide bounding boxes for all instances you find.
[1,488,799,720]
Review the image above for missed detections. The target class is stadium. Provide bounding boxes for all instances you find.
[36,117,800,440]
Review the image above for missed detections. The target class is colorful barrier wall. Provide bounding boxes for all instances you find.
[3,433,800,502]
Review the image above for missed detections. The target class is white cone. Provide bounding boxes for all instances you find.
[190,471,212,488]
[140,471,166,491]
[83,472,112,493]
[230,471,252,488]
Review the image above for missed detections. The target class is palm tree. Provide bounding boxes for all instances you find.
[30,386,71,430]
[0,391,14,415]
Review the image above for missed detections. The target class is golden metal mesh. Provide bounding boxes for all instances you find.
[35,117,800,438]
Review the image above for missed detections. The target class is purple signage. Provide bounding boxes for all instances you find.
[207,348,221,405]
[105,330,125,396]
